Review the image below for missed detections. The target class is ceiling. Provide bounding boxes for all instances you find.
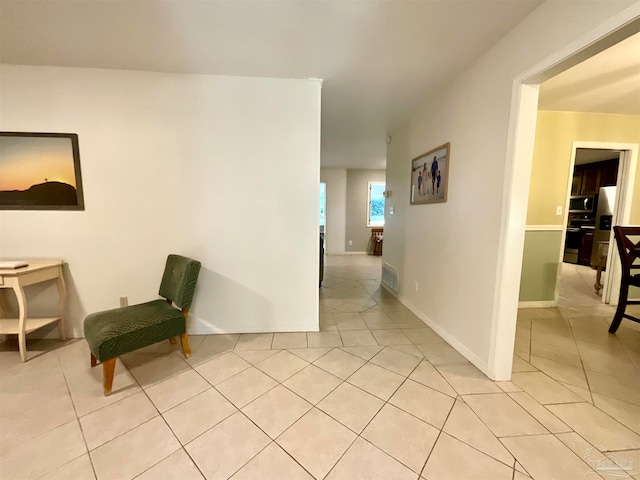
[575,148,620,166]
[538,32,640,116]
[0,0,544,169]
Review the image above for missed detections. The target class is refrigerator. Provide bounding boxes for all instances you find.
[591,186,616,267]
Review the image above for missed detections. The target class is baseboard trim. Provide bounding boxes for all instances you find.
[518,300,558,308]
[189,320,319,335]
[380,282,399,297]
[380,284,490,376]
[399,296,489,375]
[340,251,368,255]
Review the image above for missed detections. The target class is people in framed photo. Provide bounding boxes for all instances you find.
[410,142,450,205]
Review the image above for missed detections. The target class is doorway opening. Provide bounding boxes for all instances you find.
[561,146,622,308]
[488,17,640,381]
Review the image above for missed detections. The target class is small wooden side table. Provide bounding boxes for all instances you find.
[0,260,66,362]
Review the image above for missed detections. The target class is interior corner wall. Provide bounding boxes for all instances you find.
[384,0,638,375]
[0,64,321,337]
[345,169,386,253]
[320,168,347,254]
[520,111,640,303]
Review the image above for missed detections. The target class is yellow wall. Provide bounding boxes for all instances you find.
[527,111,640,226]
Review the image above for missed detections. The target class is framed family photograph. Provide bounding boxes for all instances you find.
[0,132,85,210]
[410,142,450,205]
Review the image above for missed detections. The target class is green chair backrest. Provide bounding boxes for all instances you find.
[158,254,202,309]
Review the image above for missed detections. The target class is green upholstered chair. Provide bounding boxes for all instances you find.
[84,254,201,395]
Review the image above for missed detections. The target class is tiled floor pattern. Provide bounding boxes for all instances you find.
[557,262,604,308]
[0,254,639,479]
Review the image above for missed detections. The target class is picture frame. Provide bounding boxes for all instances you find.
[0,132,85,210]
[409,142,450,205]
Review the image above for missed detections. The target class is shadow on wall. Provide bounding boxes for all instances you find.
[189,267,274,335]
[63,263,88,337]
[0,264,277,339]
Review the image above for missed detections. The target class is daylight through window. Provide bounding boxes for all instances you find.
[368,182,385,227]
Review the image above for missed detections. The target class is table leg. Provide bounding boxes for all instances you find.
[56,265,66,341]
[13,284,28,362]
[0,289,10,318]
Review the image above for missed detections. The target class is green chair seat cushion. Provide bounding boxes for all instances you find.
[84,299,186,362]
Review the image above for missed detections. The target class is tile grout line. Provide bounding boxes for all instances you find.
[439,397,524,471]
[564,312,597,406]
[254,264,624,476]
[417,395,457,479]
[324,348,518,475]
[119,356,205,480]
[249,341,484,478]
[44,355,99,480]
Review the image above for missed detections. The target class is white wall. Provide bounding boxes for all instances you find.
[0,65,321,336]
[384,0,638,377]
[320,168,346,254]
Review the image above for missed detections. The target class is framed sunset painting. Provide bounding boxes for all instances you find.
[0,132,85,210]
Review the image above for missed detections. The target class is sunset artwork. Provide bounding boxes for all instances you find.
[0,133,84,210]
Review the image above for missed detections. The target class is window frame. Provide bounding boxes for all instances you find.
[367,181,386,227]
[319,182,326,229]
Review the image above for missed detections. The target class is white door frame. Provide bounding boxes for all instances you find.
[604,147,638,304]
[561,142,638,307]
[487,8,640,381]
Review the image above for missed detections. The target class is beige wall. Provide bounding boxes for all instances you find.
[345,169,386,252]
[527,111,640,226]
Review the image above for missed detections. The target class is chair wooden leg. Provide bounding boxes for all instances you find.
[609,285,629,334]
[103,358,116,396]
[169,337,177,345]
[91,353,97,367]
[180,334,192,358]
[180,307,192,358]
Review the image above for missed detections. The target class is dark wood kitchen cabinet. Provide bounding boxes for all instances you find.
[571,170,583,196]
[580,165,600,195]
[599,159,619,187]
[571,159,619,195]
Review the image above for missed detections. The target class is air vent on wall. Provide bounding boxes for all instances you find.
[381,262,399,293]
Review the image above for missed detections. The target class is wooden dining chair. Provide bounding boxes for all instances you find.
[609,226,640,333]
[371,228,383,256]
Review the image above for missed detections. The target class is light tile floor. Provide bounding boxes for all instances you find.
[1,255,639,479]
[557,262,604,308]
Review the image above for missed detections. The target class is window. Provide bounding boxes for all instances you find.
[319,182,326,232]
[367,182,385,227]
